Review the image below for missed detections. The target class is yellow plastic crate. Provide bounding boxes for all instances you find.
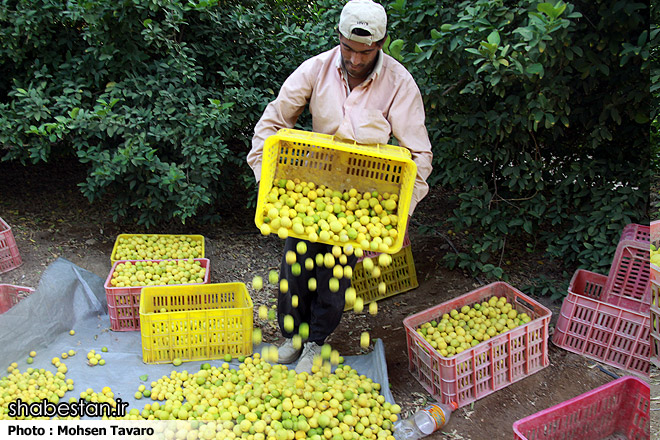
[345,244,418,311]
[110,234,205,265]
[140,283,253,364]
[256,129,417,254]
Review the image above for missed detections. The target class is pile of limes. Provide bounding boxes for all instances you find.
[86,349,107,367]
[113,235,203,261]
[260,178,401,253]
[122,354,400,440]
[0,362,74,420]
[109,259,206,287]
[416,296,533,358]
[2,355,401,440]
[79,386,119,412]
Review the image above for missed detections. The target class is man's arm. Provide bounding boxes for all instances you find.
[247,62,316,182]
[388,78,434,215]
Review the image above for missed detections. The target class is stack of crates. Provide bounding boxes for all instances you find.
[552,223,651,376]
[651,220,660,368]
[0,217,22,274]
[105,234,208,331]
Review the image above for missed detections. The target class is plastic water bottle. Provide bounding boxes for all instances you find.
[393,401,459,440]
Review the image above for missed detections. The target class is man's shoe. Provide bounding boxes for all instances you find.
[294,342,322,374]
[278,338,303,364]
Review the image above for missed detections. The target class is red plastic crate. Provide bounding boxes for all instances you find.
[104,259,210,331]
[651,220,660,283]
[0,217,22,274]
[552,269,650,376]
[651,280,660,368]
[653,221,660,368]
[513,376,650,440]
[0,284,34,314]
[601,223,650,314]
[403,282,551,408]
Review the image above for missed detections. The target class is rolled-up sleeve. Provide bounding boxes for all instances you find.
[388,79,433,215]
[248,62,316,182]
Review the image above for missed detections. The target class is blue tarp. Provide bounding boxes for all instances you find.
[0,258,395,416]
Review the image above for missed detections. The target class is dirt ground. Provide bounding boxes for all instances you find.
[0,160,655,439]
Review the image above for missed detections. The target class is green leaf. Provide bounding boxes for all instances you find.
[533,110,544,122]
[514,27,534,40]
[555,2,567,17]
[480,42,497,54]
[487,30,500,46]
[387,39,404,60]
[537,3,555,17]
[526,63,544,76]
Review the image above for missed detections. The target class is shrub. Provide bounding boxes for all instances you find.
[0,0,336,226]
[385,0,649,284]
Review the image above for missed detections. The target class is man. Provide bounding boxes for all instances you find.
[247,0,433,374]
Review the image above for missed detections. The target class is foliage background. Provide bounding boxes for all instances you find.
[651,0,660,220]
[0,0,650,296]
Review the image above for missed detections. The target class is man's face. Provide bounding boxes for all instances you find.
[339,34,382,79]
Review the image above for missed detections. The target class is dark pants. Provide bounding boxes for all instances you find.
[278,237,358,345]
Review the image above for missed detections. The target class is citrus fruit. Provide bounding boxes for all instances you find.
[360,332,370,348]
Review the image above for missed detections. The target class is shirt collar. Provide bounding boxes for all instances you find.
[334,46,383,83]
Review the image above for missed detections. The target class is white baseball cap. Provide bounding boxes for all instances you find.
[338,0,387,46]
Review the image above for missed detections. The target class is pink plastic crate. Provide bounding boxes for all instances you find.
[651,220,660,283]
[652,221,660,367]
[104,259,210,331]
[601,223,650,314]
[404,282,551,408]
[552,269,650,376]
[0,217,22,274]
[651,280,660,368]
[513,376,650,440]
[0,284,34,314]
